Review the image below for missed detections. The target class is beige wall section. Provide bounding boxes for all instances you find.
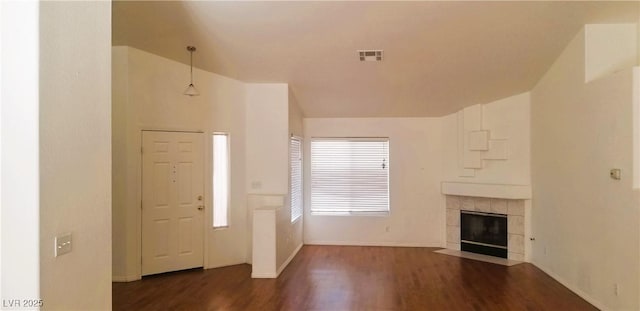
[245,84,289,195]
[531,27,640,310]
[39,1,112,310]
[289,90,304,137]
[111,47,129,281]
[441,92,531,185]
[275,201,303,274]
[112,46,248,279]
[303,118,444,247]
[207,65,248,269]
[244,83,294,271]
[584,24,637,83]
[274,90,305,273]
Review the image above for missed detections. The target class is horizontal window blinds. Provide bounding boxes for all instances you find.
[311,138,389,214]
[290,137,303,222]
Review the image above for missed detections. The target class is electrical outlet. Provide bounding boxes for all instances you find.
[55,233,72,257]
[385,226,390,233]
[614,283,619,296]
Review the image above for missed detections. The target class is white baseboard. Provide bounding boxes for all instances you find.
[251,272,277,278]
[304,240,431,248]
[206,261,248,270]
[112,275,141,282]
[532,261,607,311]
[276,243,303,277]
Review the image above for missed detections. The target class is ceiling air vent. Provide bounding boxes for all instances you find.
[358,50,383,62]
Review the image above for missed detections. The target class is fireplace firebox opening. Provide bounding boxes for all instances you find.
[460,211,508,258]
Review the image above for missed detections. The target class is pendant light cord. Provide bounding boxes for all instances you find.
[184,46,199,96]
[190,49,194,84]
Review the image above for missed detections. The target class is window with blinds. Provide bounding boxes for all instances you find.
[290,137,303,222]
[310,138,389,215]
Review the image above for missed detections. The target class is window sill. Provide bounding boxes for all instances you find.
[310,211,390,217]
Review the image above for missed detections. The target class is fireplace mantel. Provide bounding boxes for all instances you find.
[441,182,531,199]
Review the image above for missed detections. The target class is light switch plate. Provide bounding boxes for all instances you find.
[55,233,72,257]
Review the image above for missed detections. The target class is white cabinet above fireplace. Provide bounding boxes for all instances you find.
[441,182,531,199]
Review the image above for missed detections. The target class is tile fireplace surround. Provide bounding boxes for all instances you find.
[446,195,527,261]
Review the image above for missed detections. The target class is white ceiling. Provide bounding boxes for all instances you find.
[113,1,639,117]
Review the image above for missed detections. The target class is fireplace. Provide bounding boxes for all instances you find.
[445,195,527,261]
[460,211,508,258]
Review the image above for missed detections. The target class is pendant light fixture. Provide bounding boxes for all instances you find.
[184,46,200,96]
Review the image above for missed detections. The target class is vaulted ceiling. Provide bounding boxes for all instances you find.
[113,1,639,117]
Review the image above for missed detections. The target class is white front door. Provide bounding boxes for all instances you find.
[141,131,204,276]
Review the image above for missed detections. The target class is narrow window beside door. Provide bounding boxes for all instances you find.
[213,133,230,228]
[290,137,303,222]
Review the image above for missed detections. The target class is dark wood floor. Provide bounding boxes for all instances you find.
[113,246,597,311]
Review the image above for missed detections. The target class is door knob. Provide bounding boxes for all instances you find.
[197,206,204,211]
[197,195,203,201]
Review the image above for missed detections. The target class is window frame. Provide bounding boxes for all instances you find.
[290,136,303,223]
[310,137,390,216]
[212,132,230,229]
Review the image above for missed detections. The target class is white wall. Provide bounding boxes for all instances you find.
[39,1,112,310]
[207,61,248,269]
[441,92,531,185]
[112,47,299,279]
[584,24,637,83]
[274,91,305,273]
[0,0,40,303]
[303,118,444,247]
[531,26,640,310]
[112,46,249,278]
[245,83,289,195]
[243,83,293,271]
[302,94,531,249]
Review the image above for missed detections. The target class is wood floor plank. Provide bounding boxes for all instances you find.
[113,246,597,311]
